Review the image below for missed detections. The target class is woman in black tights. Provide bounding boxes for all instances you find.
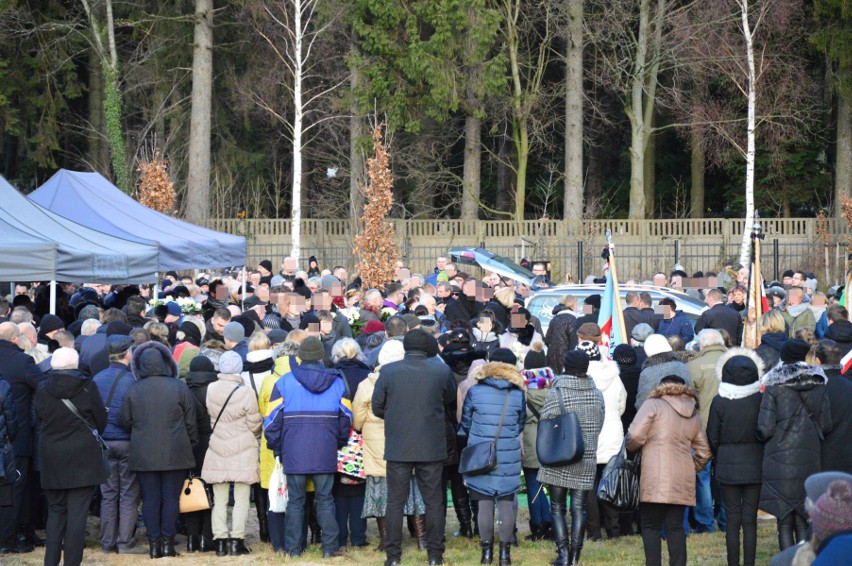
[707,349,765,566]
[537,349,604,566]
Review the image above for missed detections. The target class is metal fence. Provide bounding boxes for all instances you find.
[239,238,848,288]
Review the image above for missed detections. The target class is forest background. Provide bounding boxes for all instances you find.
[0,0,849,234]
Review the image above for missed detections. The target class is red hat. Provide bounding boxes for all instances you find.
[363,320,385,334]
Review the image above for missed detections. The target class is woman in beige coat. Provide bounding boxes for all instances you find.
[352,340,426,551]
[201,351,262,557]
[627,376,711,566]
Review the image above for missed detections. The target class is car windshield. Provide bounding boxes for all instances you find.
[486,254,536,279]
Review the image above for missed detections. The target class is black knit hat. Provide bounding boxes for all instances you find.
[612,344,637,366]
[781,339,810,364]
[524,347,547,370]
[106,320,133,337]
[721,355,760,386]
[403,328,439,357]
[490,348,518,366]
[563,350,590,376]
[39,314,65,335]
[189,355,215,373]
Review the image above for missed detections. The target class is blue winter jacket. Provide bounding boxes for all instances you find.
[657,310,694,344]
[93,362,135,441]
[460,361,526,498]
[79,325,109,375]
[264,360,351,475]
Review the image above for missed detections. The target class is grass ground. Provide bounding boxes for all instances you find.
[4,507,781,565]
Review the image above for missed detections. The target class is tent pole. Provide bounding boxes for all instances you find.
[153,273,160,302]
[9,282,14,301]
[49,281,56,315]
[241,267,247,310]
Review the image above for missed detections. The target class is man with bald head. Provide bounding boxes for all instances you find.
[0,321,46,554]
[16,323,48,366]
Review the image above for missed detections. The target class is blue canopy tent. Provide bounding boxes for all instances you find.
[0,175,159,285]
[30,169,247,271]
[0,220,57,282]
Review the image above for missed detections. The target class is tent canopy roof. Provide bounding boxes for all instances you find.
[30,170,246,271]
[0,176,159,283]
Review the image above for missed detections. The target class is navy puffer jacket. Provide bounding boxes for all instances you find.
[461,362,526,498]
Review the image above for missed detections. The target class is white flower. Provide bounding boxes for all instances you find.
[175,296,201,314]
[339,307,360,325]
[381,307,397,317]
[148,295,174,307]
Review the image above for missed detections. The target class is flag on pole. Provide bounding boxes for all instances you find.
[842,348,852,375]
[598,231,627,355]
[597,269,624,353]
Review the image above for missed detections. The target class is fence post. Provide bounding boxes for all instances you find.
[773,239,779,281]
[577,240,584,282]
[674,239,680,267]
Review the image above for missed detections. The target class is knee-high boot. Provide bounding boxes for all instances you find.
[549,486,569,566]
[253,484,269,543]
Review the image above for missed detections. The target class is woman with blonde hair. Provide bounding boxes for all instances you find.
[754,310,787,369]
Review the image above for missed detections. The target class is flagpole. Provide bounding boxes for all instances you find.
[606,230,628,343]
[753,222,763,346]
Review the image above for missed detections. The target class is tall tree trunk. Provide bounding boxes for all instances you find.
[563,0,583,221]
[644,111,656,217]
[185,0,213,224]
[738,0,757,266]
[87,49,107,172]
[461,113,482,219]
[690,123,705,218]
[836,81,851,218]
[290,0,305,258]
[506,4,527,222]
[496,124,513,214]
[628,0,651,219]
[586,145,602,209]
[349,64,365,230]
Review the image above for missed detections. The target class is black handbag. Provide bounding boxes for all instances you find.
[459,391,512,477]
[536,388,585,467]
[596,436,640,511]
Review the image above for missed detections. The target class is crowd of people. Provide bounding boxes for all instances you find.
[0,255,850,566]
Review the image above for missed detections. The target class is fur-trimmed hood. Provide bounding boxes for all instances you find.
[715,347,765,382]
[588,358,620,391]
[643,350,681,369]
[474,361,526,390]
[649,383,699,417]
[763,362,827,389]
[131,340,179,379]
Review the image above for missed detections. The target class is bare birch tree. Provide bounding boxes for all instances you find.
[249,0,348,258]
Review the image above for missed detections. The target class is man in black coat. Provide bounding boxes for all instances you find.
[372,329,456,566]
[814,340,852,473]
[0,321,46,554]
[622,291,660,338]
[694,289,743,346]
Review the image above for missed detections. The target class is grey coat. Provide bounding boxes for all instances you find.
[537,375,604,490]
[636,352,692,410]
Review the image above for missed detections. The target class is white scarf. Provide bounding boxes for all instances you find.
[718,381,761,400]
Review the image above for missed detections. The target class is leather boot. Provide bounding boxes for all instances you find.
[148,537,162,559]
[199,535,215,552]
[162,537,178,558]
[499,541,512,566]
[550,516,569,565]
[375,517,387,552]
[414,514,428,550]
[229,538,251,556]
[254,484,270,543]
[480,540,494,564]
[540,523,554,541]
[568,545,582,565]
[186,535,199,552]
[215,539,228,557]
[407,515,417,538]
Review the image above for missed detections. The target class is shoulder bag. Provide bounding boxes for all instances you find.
[180,384,241,514]
[459,390,512,476]
[61,398,111,478]
[536,387,585,467]
[596,436,640,511]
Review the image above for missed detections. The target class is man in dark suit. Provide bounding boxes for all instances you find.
[694,289,743,346]
[622,291,660,338]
